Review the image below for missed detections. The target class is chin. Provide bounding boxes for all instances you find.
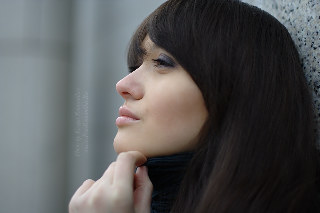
[113,137,126,154]
[113,133,151,157]
[113,136,144,155]
[113,140,157,158]
[113,133,191,158]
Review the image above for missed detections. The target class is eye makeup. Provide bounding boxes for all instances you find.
[152,53,176,68]
[128,52,177,73]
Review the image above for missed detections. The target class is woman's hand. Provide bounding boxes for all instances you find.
[69,151,153,213]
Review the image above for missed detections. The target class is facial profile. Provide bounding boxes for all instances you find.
[114,36,208,157]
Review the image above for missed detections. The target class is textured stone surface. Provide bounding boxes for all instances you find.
[242,0,320,146]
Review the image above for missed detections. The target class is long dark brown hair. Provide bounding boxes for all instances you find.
[127,0,320,212]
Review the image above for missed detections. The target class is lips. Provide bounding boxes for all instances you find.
[116,106,140,126]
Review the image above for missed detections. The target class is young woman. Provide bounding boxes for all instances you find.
[69,0,320,212]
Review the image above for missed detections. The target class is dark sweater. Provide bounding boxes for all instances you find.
[142,152,320,213]
[143,152,193,213]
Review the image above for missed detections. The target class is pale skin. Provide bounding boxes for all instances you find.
[114,36,208,157]
[69,151,152,213]
[69,36,208,212]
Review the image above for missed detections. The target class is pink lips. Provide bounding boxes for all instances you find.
[116,106,140,126]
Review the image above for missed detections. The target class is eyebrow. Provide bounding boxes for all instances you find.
[140,41,179,67]
[141,41,158,59]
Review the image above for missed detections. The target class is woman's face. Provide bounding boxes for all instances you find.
[114,36,208,157]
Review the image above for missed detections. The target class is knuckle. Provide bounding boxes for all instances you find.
[118,151,134,161]
[109,188,132,209]
[69,197,83,212]
[86,189,106,207]
[83,178,94,185]
[112,186,129,200]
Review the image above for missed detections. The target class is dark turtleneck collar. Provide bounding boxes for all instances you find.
[142,152,194,213]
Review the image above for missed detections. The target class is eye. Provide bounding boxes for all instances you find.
[152,53,176,68]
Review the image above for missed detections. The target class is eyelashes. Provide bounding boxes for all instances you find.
[128,53,177,73]
[152,53,176,68]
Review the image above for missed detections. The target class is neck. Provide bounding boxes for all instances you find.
[143,152,193,213]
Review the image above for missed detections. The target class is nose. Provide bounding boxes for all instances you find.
[116,71,144,100]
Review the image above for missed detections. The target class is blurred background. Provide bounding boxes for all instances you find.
[1,0,319,213]
[0,1,166,212]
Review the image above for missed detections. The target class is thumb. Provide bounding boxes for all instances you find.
[134,166,153,213]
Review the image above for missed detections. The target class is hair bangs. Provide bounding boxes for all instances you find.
[147,0,195,70]
[127,1,195,74]
[127,17,149,72]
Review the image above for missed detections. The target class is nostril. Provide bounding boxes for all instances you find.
[122,91,130,96]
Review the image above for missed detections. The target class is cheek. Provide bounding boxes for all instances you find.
[145,81,207,149]
[149,93,188,127]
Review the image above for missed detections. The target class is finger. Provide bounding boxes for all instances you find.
[102,162,116,184]
[134,166,153,213]
[134,166,152,191]
[86,161,116,194]
[114,151,147,188]
[73,179,95,197]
